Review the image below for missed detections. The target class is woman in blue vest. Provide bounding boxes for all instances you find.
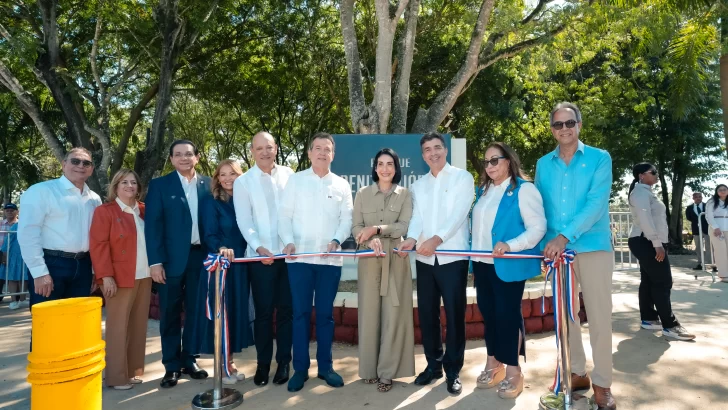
[471,142,546,399]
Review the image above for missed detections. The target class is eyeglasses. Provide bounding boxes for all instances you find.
[485,156,506,167]
[551,120,577,130]
[69,158,93,168]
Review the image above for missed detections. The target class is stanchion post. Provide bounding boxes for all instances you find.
[557,258,572,410]
[192,263,244,410]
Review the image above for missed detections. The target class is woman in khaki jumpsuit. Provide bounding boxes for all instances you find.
[352,148,415,393]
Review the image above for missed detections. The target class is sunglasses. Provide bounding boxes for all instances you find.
[69,158,94,168]
[485,156,507,167]
[551,120,577,130]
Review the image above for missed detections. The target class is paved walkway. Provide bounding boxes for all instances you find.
[0,268,725,410]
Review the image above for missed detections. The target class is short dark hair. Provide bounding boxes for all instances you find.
[550,102,582,124]
[309,132,335,151]
[371,148,402,184]
[168,139,199,158]
[419,132,446,149]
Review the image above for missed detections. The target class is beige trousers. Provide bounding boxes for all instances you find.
[104,278,152,386]
[569,251,614,388]
[709,231,728,278]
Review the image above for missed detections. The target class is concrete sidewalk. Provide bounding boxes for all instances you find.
[0,268,726,410]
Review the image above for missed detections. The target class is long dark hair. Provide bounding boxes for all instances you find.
[628,162,654,202]
[479,142,529,196]
[371,148,402,184]
[712,184,728,210]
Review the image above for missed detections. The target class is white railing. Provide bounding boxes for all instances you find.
[697,213,717,282]
[0,230,29,303]
[609,211,639,271]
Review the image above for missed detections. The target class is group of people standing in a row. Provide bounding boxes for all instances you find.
[12,101,706,410]
[686,189,728,282]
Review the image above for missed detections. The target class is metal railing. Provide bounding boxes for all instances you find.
[609,212,639,271]
[0,229,30,302]
[697,213,717,282]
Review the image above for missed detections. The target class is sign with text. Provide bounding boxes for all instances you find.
[331,134,451,198]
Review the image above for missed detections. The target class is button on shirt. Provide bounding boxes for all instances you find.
[18,175,102,279]
[628,183,668,247]
[278,168,353,267]
[234,164,294,257]
[535,141,613,253]
[407,163,474,266]
[115,198,150,279]
[178,172,200,245]
[471,178,547,263]
[706,199,728,231]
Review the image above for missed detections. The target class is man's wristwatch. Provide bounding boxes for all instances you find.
[376,226,381,235]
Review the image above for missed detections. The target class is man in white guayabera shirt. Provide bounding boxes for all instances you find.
[398,132,474,396]
[278,132,353,393]
[234,131,294,387]
[18,147,101,312]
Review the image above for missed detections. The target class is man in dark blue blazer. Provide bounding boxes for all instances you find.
[145,140,212,388]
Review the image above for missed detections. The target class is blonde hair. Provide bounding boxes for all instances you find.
[107,169,142,202]
[211,159,243,201]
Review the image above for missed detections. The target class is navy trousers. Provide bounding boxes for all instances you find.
[249,260,293,366]
[287,263,341,373]
[416,258,468,378]
[158,246,205,372]
[473,261,526,366]
[27,254,93,308]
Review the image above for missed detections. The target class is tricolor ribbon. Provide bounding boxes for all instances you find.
[392,248,543,259]
[230,249,384,263]
[542,249,577,394]
[203,253,234,378]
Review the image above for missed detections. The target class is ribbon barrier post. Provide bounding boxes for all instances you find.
[192,255,243,410]
[697,212,716,282]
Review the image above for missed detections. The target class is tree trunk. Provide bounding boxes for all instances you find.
[669,173,686,247]
[340,0,370,133]
[720,0,728,154]
[112,83,159,176]
[391,0,420,134]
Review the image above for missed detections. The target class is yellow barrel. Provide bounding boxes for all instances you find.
[27,297,105,410]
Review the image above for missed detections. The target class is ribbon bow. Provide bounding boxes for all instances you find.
[203,253,233,377]
[542,249,577,394]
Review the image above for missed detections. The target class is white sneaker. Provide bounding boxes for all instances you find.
[8,302,20,310]
[640,320,662,330]
[112,384,133,390]
[234,371,245,382]
[222,375,238,385]
[663,326,696,341]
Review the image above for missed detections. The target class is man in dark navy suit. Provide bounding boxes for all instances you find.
[145,140,212,388]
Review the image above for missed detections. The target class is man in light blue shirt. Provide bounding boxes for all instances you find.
[535,102,616,410]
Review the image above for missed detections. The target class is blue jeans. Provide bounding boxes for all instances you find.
[287,263,341,373]
[27,254,93,308]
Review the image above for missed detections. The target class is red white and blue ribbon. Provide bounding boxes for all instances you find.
[392,248,544,259]
[542,249,577,394]
[229,249,384,263]
[203,254,234,377]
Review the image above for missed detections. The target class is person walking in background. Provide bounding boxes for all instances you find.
[398,132,474,395]
[627,163,695,341]
[352,148,415,393]
[535,102,616,410]
[145,140,211,388]
[686,192,714,272]
[1,203,26,309]
[706,184,728,283]
[89,169,153,390]
[471,142,546,399]
[18,148,101,310]
[234,132,294,387]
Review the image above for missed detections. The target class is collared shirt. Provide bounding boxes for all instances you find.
[535,140,613,253]
[278,168,353,267]
[18,175,102,278]
[471,178,546,263]
[234,163,294,257]
[407,163,474,266]
[115,198,150,280]
[706,198,728,231]
[177,171,200,245]
[628,183,668,247]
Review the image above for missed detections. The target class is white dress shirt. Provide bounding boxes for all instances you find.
[278,168,353,267]
[706,198,728,231]
[18,175,102,279]
[407,163,474,266]
[115,198,150,280]
[628,183,669,247]
[177,171,200,245]
[234,163,294,257]
[471,178,547,263]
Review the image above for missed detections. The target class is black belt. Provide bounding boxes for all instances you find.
[191,244,202,250]
[43,249,89,260]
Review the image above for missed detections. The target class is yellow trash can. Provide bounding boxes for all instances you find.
[27,297,105,410]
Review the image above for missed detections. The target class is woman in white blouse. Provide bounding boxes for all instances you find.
[627,163,694,341]
[471,142,546,399]
[705,184,728,283]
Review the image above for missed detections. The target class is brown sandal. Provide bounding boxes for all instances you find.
[363,378,378,384]
[377,380,393,392]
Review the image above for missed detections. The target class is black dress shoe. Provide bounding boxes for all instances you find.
[254,365,270,386]
[414,368,443,386]
[273,362,290,385]
[182,363,209,380]
[160,371,181,388]
[446,377,462,395]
